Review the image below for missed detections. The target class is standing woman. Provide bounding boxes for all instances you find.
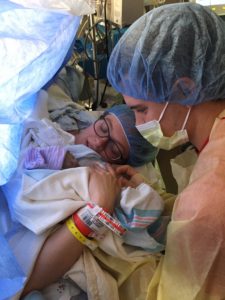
[107,3,225,299]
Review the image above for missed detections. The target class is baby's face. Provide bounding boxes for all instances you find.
[75,114,129,164]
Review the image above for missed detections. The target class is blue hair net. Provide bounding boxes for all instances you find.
[105,105,157,166]
[107,3,225,105]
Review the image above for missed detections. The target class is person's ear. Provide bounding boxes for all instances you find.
[169,77,196,104]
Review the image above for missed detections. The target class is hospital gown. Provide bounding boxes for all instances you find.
[147,110,225,300]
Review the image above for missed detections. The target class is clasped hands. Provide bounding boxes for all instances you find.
[88,163,145,213]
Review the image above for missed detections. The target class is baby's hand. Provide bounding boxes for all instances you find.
[115,165,145,188]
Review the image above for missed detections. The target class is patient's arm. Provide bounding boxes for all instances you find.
[22,224,84,296]
[22,164,121,296]
[88,164,121,213]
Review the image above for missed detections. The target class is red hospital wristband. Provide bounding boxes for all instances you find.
[73,212,93,237]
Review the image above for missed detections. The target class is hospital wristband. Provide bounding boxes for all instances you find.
[66,217,97,250]
[73,212,93,237]
[78,202,126,237]
[75,205,107,240]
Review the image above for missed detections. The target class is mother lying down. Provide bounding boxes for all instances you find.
[14,104,172,299]
[21,104,156,169]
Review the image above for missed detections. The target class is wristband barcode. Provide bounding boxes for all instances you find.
[87,202,126,236]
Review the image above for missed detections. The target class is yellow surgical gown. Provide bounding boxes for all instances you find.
[147,111,225,300]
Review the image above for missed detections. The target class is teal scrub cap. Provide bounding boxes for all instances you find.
[107,3,225,105]
[105,105,157,166]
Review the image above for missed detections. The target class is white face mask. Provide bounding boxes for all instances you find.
[136,102,191,150]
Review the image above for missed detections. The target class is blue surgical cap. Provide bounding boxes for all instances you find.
[104,104,157,166]
[107,3,225,105]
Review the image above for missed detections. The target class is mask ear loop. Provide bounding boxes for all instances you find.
[181,106,192,130]
[158,102,169,122]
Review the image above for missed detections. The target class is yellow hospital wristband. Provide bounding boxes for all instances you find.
[66,217,98,250]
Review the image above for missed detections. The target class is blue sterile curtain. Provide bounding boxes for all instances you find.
[0,0,82,185]
[0,1,85,297]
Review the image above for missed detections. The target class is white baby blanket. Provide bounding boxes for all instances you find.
[13,167,165,252]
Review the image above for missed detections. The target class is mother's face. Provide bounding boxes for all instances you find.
[75,114,129,164]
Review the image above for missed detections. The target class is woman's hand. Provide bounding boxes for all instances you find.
[115,165,145,188]
[88,163,121,213]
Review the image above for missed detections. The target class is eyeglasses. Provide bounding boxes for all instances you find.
[93,115,125,163]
